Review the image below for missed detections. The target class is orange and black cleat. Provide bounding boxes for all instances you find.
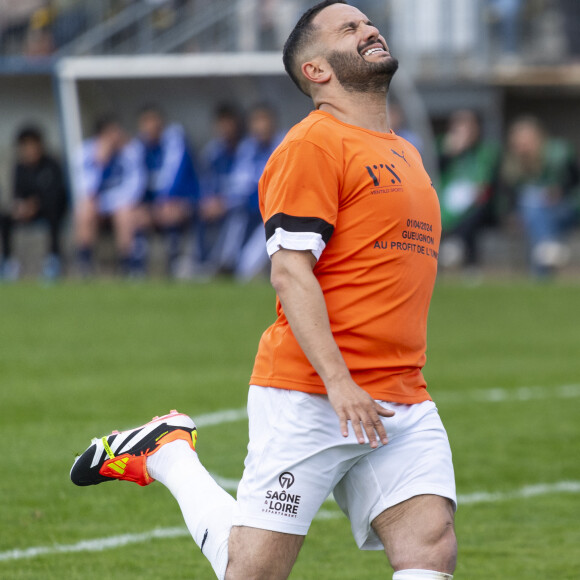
[70,410,197,487]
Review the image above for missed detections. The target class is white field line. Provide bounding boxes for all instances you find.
[2,480,579,562]
[195,407,247,428]
[1,383,578,564]
[436,383,580,405]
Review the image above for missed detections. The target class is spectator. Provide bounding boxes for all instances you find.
[0,125,68,281]
[197,104,244,271]
[500,116,579,277]
[24,2,54,57]
[133,104,199,277]
[214,103,284,280]
[486,0,524,64]
[0,0,44,55]
[75,114,145,277]
[437,109,501,271]
[559,0,580,61]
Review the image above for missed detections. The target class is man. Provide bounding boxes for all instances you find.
[437,109,500,271]
[71,2,457,579]
[0,125,68,280]
[499,116,579,277]
[134,105,199,277]
[197,104,244,270]
[75,115,145,276]
[214,103,285,279]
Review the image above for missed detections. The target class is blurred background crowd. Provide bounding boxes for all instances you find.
[2,0,580,64]
[1,0,580,282]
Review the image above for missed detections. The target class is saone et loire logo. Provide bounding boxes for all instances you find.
[279,472,295,489]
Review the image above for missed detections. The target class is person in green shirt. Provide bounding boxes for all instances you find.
[437,109,501,271]
[500,116,579,277]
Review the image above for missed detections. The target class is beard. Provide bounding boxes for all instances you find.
[326,49,399,94]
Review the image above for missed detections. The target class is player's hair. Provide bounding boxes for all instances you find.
[283,0,348,97]
[249,101,277,119]
[137,103,165,119]
[15,125,43,145]
[214,103,241,121]
[94,113,121,136]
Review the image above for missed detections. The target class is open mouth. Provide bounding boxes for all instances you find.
[360,43,388,58]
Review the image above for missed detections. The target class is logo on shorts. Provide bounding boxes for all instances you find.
[262,472,301,519]
[279,472,295,489]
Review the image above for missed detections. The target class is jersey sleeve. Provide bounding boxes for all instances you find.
[260,140,340,261]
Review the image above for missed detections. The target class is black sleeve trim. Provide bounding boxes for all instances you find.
[265,212,334,244]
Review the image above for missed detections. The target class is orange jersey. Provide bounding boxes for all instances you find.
[250,110,441,403]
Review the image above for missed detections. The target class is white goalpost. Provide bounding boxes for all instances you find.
[55,52,286,199]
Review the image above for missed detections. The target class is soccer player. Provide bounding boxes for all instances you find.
[214,103,285,280]
[75,115,145,276]
[71,2,457,579]
[134,105,200,277]
[197,104,244,270]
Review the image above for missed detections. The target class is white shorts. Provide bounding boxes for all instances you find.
[95,190,140,215]
[232,386,456,550]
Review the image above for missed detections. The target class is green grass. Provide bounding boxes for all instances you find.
[1,279,579,579]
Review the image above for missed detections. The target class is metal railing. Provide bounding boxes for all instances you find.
[0,0,572,79]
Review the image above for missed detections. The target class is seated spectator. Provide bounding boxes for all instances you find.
[437,109,501,271]
[0,0,44,55]
[499,116,579,277]
[24,2,54,57]
[75,114,145,277]
[0,125,68,280]
[133,104,199,277]
[197,104,244,271]
[486,0,524,64]
[559,0,580,61]
[214,103,284,280]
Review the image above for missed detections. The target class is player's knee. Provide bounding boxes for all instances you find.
[390,519,457,573]
[225,527,298,580]
[433,520,457,572]
[225,558,286,580]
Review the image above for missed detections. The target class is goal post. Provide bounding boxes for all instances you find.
[55,53,286,200]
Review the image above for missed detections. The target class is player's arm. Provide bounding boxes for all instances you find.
[270,248,394,448]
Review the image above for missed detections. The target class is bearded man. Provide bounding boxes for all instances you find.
[71,2,457,579]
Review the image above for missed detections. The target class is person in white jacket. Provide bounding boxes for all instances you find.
[75,115,146,276]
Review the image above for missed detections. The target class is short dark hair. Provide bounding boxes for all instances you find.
[249,101,277,118]
[283,0,348,96]
[214,103,242,122]
[94,114,121,136]
[137,103,164,119]
[16,125,43,145]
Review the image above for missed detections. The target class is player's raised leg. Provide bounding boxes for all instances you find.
[70,411,306,580]
[71,411,233,577]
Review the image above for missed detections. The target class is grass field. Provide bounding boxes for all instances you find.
[1,278,579,579]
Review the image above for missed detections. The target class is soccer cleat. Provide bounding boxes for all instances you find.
[71,410,197,487]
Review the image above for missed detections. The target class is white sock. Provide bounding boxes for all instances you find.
[393,571,453,579]
[147,440,234,580]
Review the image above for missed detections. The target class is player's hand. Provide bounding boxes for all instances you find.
[326,379,395,448]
